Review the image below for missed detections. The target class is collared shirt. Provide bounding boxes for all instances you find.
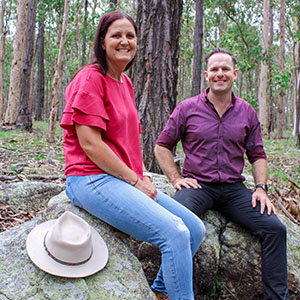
[156,89,267,183]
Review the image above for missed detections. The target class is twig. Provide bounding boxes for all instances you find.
[288,179,300,189]
[275,200,300,226]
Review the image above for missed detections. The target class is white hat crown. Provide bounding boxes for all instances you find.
[45,211,93,265]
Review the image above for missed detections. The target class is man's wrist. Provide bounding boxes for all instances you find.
[170,176,184,187]
[255,184,269,193]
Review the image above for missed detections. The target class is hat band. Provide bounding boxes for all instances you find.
[43,233,93,266]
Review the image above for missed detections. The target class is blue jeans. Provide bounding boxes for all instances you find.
[66,174,205,300]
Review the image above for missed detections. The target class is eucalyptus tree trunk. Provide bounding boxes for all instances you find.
[258,0,270,135]
[293,16,300,138]
[267,0,274,135]
[297,71,300,147]
[87,0,98,62]
[48,0,70,143]
[296,19,300,148]
[74,0,82,68]
[191,0,204,97]
[277,0,286,138]
[0,0,6,121]
[132,0,183,172]
[4,0,29,127]
[81,0,88,65]
[34,21,45,121]
[178,6,190,102]
[219,7,226,40]
[16,0,38,131]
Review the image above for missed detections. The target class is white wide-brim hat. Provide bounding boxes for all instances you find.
[26,211,108,278]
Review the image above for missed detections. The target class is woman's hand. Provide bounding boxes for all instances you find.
[135,176,157,201]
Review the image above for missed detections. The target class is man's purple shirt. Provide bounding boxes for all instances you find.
[156,89,267,183]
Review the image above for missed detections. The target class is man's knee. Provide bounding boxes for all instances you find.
[261,216,287,242]
[173,187,209,217]
[274,219,287,237]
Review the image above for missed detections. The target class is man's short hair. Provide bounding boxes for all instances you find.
[205,48,237,69]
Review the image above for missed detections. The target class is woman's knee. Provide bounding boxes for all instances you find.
[187,216,205,247]
[196,219,206,244]
[164,215,192,246]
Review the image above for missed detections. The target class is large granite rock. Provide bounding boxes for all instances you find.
[0,201,157,300]
[134,174,300,299]
[0,181,65,212]
[1,176,300,299]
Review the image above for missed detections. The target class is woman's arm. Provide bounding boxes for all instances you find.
[75,124,157,200]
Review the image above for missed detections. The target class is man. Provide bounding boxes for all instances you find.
[154,48,289,299]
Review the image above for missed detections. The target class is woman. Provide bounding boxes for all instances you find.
[60,11,205,300]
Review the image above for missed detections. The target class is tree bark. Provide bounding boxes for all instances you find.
[81,0,88,65]
[4,0,29,127]
[74,0,82,69]
[297,72,300,147]
[132,0,183,172]
[0,0,6,120]
[293,16,300,138]
[48,0,70,143]
[16,0,38,131]
[267,1,274,135]
[87,0,98,62]
[178,4,190,102]
[191,0,204,97]
[258,0,270,135]
[277,0,285,139]
[34,21,45,121]
[296,17,300,147]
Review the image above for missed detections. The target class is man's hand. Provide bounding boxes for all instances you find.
[155,145,201,191]
[172,177,202,190]
[252,188,277,215]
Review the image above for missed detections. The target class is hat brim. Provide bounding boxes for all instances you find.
[26,219,108,278]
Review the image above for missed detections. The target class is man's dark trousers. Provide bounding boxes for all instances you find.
[174,181,289,300]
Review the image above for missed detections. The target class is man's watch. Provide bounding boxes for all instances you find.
[255,184,269,193]
[143,171,153,180]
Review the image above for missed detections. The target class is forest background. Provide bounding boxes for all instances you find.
[0,0,299,185]
[0,1,300,297]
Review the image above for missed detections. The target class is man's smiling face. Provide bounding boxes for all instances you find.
[204,53,238,95]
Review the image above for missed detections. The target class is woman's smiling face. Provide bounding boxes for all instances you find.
[102,18,137,72]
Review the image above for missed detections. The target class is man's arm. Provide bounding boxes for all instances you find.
[154,144,201,190]
[251,158,276,215]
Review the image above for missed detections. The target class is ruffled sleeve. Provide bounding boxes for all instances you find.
[60,66,109,131]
